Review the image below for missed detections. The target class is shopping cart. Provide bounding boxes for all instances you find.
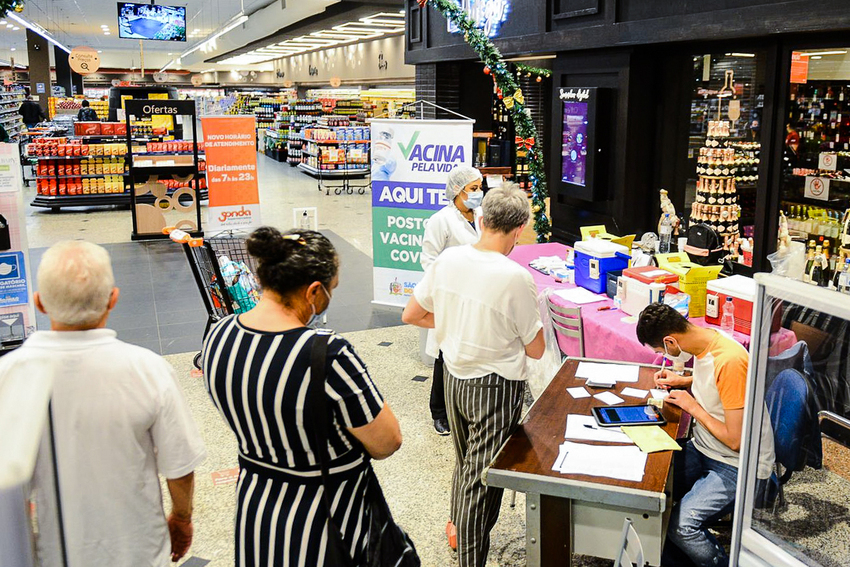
[165,228,261,368]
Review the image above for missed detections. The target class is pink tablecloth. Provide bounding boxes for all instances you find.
[509,243,796,364]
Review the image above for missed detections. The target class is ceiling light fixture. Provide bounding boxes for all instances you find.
[12,26,20,30]
[729,52,756,58]
[7,13,70,53]
[803,50,848,57]
[161,12,248,71]
[10,47,15,51]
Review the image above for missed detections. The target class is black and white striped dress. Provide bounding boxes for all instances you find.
[202,315,385,567]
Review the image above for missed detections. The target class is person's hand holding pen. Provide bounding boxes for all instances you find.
[653,366,694,390]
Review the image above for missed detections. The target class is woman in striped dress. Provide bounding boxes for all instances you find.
[202,227,403,567]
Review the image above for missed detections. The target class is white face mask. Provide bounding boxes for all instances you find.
[663,339,693,365]
[306,284,331,328]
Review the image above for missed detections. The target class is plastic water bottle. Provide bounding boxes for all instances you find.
[659,213,673,254]
[720,297,735,334]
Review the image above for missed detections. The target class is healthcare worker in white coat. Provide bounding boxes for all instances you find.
[421,165,484,435]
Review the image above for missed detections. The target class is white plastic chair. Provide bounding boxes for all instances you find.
[615,517,647,567]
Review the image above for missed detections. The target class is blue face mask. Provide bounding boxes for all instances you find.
[306,284,332,328]
[462,189,483,210]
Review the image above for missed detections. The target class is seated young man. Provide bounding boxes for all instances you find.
[636,303,774,567]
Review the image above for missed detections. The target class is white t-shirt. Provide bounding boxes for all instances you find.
[0,329,206,567]
[414,244,543,380]
[691,331,775,479]
[421,204,482,357]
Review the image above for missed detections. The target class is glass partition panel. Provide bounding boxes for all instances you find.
[732,274,850,567]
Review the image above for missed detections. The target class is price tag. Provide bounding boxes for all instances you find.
[135,160,153,167]
[160,160,175,167]
[804,176,830,201]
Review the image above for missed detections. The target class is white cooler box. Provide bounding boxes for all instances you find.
[705,275,756,335]
[617,276,668,316]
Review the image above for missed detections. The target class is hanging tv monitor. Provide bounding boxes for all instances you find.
[117,2,187,42]
[558,87,602,201]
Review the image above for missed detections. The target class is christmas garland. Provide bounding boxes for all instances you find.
[514,63,552,81]
[0,0,24,17]
[417,0,551,242]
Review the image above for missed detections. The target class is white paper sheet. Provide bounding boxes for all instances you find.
[620,387,649,399]
[593,392,625,405]
[564,414,632,443]
[566,386,591,399]
[555,441,648,482]
[576,361,641,384]
[553,287,608,305]
[650,388,670,399]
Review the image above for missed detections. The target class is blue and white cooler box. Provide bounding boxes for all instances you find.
[574,239,631,294]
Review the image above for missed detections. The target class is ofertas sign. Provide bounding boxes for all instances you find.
[371,118,473,307]
[202,116,262,231]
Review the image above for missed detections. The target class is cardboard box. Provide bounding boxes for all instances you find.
[75,122,101,136]
[113,122,127,136]
[100,122,115,136]
[655,252,723,317]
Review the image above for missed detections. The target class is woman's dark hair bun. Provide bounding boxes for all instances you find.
[246,226,339,298]
[246,226,287,262]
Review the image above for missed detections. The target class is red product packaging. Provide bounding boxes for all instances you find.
[37,162,47,176]
[57,144,66,157]
[58,163,66,176]
[47,160,56,176]
[48,180,57,196]
[58,181,67,196]
[75,122,102,136]
[72,163,81,175]
[100,122,115,136]
[113,122,127,136]
[72,144,81,156]
[80,144,89,156]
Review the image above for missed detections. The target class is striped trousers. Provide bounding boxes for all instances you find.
[444,370,525,567]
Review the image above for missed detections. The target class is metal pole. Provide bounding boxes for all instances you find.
[140,40,145,79]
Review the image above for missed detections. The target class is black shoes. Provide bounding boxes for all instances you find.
[434,418,451,436]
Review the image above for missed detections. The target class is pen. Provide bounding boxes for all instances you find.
[583,424,598,430]
[597,306,613,311]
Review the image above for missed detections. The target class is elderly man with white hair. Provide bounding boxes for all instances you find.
[0,240,206,567]
[404,183,545,567]
[420,164,484,436]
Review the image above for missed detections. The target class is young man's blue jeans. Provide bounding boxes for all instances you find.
[663,440,765,567]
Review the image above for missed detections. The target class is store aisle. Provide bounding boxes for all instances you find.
[24,152,375,255]
[26,151,401,350]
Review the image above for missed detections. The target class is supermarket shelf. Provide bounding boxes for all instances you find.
[26,155,126,160]
[297,162,368,178]
[31,188,208,210]
[35,174,129,179]
[307,139,371,145]
[0,107,20,116]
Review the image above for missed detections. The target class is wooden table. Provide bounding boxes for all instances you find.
[483,358,687,566]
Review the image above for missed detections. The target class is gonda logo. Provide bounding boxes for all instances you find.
[218,206,253,223]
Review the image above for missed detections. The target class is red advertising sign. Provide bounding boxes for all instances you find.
[790,52,809,84]
[201,116,262,231]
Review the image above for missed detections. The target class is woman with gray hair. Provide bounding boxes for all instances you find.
[403,183,545,567]
[420,164,484,436]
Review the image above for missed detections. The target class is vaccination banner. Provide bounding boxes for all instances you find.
[371,118,473,307]
[202,116,262,232]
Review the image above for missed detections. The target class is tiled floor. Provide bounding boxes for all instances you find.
[26,154,401,354]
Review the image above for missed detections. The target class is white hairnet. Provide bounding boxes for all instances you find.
[445,165,483,201]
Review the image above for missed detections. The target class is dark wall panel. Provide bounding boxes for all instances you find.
[617,0,778,22]
[548,48,658,243]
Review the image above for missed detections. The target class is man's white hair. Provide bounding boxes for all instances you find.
[37,241,115,327]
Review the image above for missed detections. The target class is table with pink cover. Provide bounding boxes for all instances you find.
[509,243,797,364]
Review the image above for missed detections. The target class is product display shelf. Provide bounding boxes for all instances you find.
[690,120,743,253]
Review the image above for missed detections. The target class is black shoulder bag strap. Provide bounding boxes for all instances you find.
[309,330,356,567]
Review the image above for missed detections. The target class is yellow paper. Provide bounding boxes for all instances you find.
[620,425,681,454]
